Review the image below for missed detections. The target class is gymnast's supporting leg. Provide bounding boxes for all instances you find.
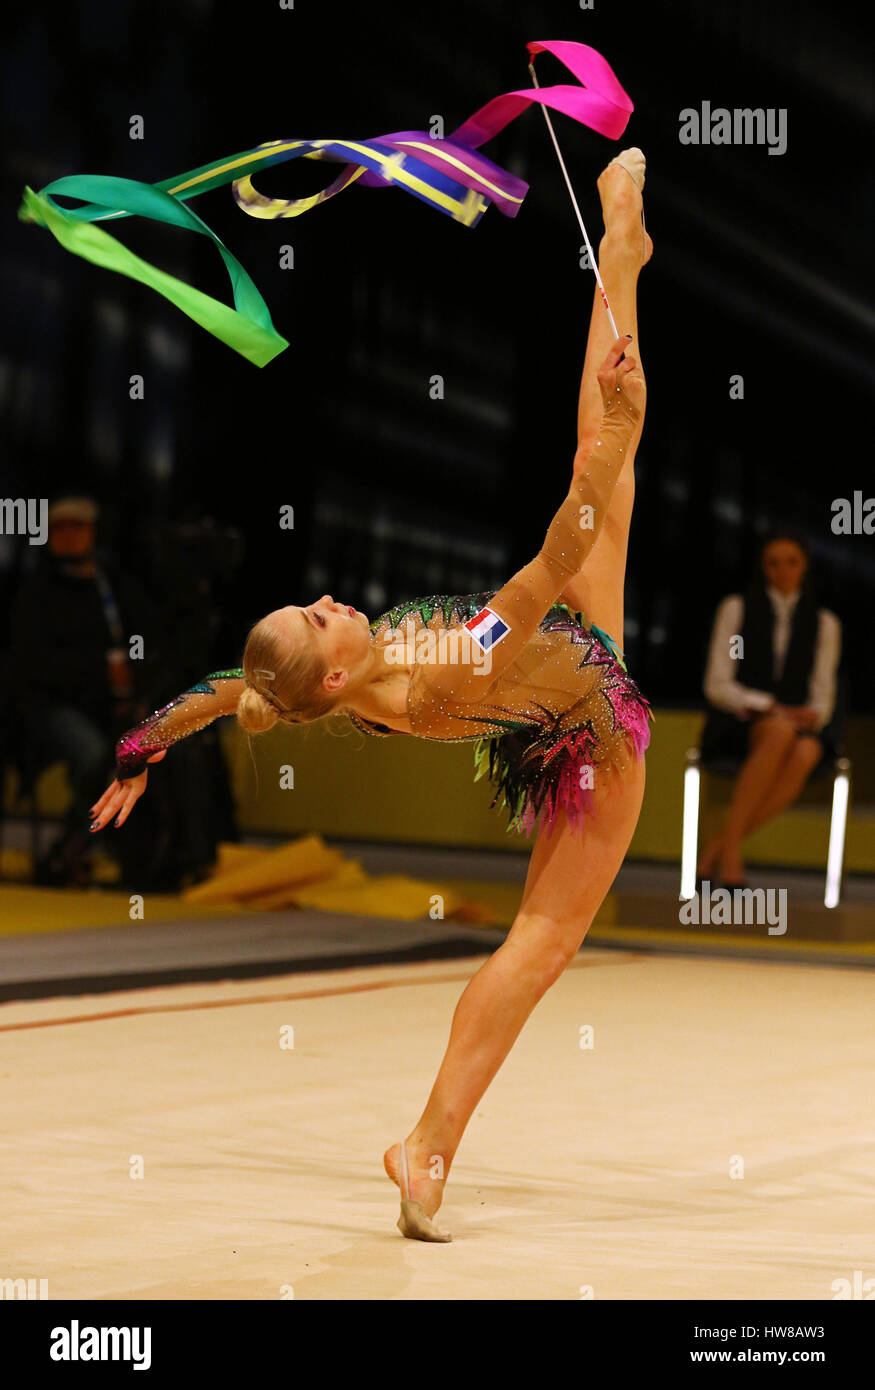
[383,757,646,1224]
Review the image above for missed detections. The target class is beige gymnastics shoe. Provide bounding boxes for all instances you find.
[606,146,651,264]
[395,1139,452,1242]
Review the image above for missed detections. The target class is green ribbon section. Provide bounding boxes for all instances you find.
[18,169,289,367]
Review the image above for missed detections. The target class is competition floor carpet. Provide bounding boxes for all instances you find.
[2,947,874,1299]
[2,831,873,1300]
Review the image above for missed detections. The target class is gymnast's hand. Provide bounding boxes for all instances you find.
[597,334,645,414]
[89,750,167,832]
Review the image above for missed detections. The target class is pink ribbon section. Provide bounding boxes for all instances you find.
[355,39,633,192]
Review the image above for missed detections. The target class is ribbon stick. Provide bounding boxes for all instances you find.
[528,51,620,338]
[18,40,632,366]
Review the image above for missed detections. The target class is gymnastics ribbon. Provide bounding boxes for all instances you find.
[18,40,632,367]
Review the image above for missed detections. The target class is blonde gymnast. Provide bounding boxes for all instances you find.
[91,149,653,1240]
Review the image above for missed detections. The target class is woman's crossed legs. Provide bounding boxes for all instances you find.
[698,714,823,883]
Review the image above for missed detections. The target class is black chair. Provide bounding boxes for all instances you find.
[680,676,852,906]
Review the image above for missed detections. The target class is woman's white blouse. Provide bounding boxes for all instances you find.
[703,587,842,730]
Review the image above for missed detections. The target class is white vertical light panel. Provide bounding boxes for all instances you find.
[680,750,701,901]
[824,760,851,909]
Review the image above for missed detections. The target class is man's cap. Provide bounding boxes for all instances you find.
[48,496,99,524]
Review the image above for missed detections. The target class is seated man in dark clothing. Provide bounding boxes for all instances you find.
[8,494,165,886]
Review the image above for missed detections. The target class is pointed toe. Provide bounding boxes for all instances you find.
[398,1197,452,1243]
[610,147,646,192]
[393,1137,452,1241]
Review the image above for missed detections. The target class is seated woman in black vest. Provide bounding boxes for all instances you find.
[697,530,841,888]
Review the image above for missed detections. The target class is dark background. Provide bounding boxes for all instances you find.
[2,0,873,707]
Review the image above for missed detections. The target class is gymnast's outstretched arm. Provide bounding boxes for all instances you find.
[419,336,643,706]
[113,669,247,778]
[89,669,246,831]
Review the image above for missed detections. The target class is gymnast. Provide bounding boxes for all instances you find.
[90,148,653,1241]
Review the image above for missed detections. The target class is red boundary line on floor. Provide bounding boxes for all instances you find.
[0,954,644,1033]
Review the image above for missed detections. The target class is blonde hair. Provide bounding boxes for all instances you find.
[236,612,345,735]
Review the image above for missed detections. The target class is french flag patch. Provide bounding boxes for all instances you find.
[464,605,510,653]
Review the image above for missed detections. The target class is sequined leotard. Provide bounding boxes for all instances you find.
[343,592,651,833]
[114,373,652,835]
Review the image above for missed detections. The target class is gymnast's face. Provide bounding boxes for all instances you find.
[274,595,372,695]
[761,540,808,596]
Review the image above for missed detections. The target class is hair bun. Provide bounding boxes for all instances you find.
[236,683,281,734]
